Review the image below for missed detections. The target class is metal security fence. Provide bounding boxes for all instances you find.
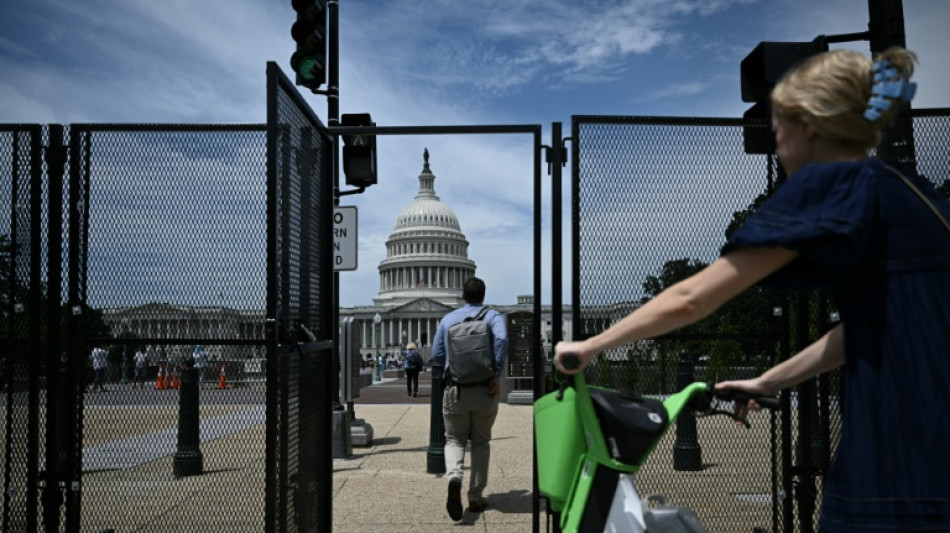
[2,62,336,532]
[571,115,787,533]
[570,108,950,533]
[913,108,950,186]
[72,122,271,533]
[264,62,335,533]
[2,124,58,533]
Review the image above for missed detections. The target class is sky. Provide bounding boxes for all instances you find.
[2,0,948,309]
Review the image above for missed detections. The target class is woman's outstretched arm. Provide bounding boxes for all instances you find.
[554,246,799,373]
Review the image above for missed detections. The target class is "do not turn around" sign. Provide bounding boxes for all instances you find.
[334,206,357,271]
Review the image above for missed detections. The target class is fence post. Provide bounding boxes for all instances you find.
[426,362,447,474]
[673,350,702,471]
[173,358,203,477]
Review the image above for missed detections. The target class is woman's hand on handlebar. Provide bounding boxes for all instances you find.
[715,378,777,422]
[554,341,594,374]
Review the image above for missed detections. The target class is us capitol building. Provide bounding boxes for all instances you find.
[102,150,574,365]
[341,149,571,361]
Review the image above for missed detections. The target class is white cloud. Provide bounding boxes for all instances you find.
[2,0,948,310]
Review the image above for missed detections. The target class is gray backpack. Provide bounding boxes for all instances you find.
[447,307,495,384]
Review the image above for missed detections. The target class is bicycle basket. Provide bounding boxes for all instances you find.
[534,383,586,511]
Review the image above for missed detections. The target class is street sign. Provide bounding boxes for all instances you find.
[333,206,357,271]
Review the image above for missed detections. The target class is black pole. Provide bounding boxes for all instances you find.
[672,350,702,471]
[795,292,816,533]
[426,362,447,474]
[42,125,66,533]
[67,125,87,532]
[532,127,544,533]
[551,122,563,351]
[173,358,203,477]
[330,0,343,413]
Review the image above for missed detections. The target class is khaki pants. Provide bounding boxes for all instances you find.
[443,384,499,501]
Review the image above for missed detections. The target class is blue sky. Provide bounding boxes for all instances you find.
[2,0,948,309]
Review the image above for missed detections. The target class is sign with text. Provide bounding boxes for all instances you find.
[333,206,357,271]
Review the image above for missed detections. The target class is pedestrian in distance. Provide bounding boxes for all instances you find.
[431,276,508,521]
[133,348,148,389]
[403,341,424,397]
[192,344,207,388]
[89,345,109,392]
[555,47,949,532]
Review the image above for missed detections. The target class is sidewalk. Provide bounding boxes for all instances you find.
[334,402,537,532]
[337,371,538,531]
[31,371,776,532]
[26,371,540,532]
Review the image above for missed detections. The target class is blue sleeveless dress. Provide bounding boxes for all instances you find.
[722,158,950,532]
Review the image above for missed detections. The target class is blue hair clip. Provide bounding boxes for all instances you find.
[864,60,917,122]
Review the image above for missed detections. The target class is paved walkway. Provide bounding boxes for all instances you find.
[335,403,537,532]
[337,371,539,531]
[15,370,777,531]
[49,371,538,532]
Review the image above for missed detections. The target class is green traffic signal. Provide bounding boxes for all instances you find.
[291,51,320,81]
[290,0,327,89]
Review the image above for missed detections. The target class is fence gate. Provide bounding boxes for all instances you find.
[569,109,950,532]
[264,62,335,533]
[2,123,71,532]
[1,66,335,533]
[570,115,788,533]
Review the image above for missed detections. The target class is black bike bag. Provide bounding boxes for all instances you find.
[589,387,669,465]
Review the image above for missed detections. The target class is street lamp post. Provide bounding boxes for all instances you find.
[373,312,382,382]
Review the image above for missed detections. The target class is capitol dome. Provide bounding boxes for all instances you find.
[373,149,476,308]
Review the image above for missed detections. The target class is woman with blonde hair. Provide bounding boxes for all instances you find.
[556,47,949,531]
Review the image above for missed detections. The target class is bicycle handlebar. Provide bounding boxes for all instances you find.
[710,386,781,411]
[560,353,581,371]
[558,352,781,412]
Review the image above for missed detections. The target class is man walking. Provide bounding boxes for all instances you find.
[90,345,109,392]
[133,348,149,389]
[430,277,508,521]
[192,345,207,388]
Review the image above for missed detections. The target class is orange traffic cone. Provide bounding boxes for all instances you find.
[170,366,180,389]
[155,364,167,390]
[217,363,227,389]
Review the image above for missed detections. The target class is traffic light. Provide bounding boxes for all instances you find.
[742,101,774,155]
[341,113,377,187]
[740,41,826,103]
[290,0,327,90]
[740,41,826,153]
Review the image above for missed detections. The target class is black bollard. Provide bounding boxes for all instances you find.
[673,350,702,471]
[426,362,447,474]
[173,358,203,477]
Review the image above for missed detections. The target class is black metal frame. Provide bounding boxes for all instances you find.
[326,119,547,533]
[567,109,950,533]
[1,123,44,533]
[266,62,336,533]
[568,114,789,533]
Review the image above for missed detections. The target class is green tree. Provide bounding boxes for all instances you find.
[724,192,771,241]
[2,231,111,369]
[641,257,773,381]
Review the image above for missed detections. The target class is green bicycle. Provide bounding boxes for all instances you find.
[535,353,780,532]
